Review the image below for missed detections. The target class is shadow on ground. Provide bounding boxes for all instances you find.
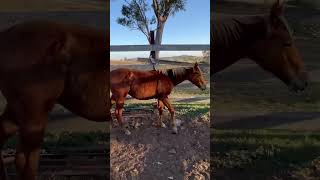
[214,112,320,130]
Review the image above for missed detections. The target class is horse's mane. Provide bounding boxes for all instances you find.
[212,14,294,51]
[158,67,188,80]
[212,14,269,51]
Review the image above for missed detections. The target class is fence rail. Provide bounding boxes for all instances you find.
[110,44,210,52]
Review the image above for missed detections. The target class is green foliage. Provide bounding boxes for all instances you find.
[117,0,155,38]
[116,0,186,40]
[152,0,186,17]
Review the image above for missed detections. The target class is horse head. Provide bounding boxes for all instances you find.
[187,62,207,91]
[248,0,308,92]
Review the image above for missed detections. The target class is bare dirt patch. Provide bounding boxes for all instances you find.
[110,109,210,180]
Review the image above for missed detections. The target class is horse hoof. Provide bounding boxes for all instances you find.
[172,127,178,134]
[124,129,131,135]
[160,122,167,128]
[152,122,157,126]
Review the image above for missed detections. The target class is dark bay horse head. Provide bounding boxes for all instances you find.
[213,0,308,92]
[187,62,207,90]
[248,0,308,92]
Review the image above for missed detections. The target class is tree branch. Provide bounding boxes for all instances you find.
[152,0,160,18]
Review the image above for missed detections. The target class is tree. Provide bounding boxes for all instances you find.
[117,0,186,59]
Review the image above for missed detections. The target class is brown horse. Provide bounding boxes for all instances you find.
[212,0,308,92]
[0,21,109,179]
[110,63,206,135]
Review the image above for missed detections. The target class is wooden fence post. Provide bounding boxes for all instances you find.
[149,30,156,70]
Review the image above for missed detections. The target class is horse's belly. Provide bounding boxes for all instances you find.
[59,70,110,122]
[129,83,157,100]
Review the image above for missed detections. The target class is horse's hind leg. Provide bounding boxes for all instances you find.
[115,96,131,135]
[0,107,18,180]
[157,100,166,128]
[161,98,177,134]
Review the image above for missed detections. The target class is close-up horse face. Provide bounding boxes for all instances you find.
[188,63,207,90]
[249,0,308,92]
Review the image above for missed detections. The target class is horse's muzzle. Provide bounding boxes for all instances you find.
[289,79,308,93]
[288,71,309,93]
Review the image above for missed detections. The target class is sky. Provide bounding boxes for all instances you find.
[110,0,210,59]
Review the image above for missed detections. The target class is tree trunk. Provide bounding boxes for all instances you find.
[155,21,165,60]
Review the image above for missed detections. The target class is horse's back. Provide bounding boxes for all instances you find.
[110,68,172,100]
[213,14,267,49]
[111,68,157,82]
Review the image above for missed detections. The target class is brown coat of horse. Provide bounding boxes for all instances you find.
[110,63,206,135]
[0,21,109,179]
[212,0,308,92]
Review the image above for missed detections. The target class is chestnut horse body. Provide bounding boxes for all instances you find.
[0,21,109,179]
[212,0,308,92]
[111,64,206,135]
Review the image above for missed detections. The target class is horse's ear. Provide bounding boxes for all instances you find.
[194,62,199,68]
[193,62,199,71]
[270,0,285,18]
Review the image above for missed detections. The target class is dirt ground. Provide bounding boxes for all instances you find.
[110,109,210,180]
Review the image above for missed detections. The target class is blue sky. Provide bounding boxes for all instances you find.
[110,0,210,59]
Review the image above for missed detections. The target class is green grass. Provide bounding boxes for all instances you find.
[124,103,209,119]
[213,82,320,112]
[172,86,210,96]
[212,129,320,179]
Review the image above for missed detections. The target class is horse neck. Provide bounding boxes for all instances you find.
[165,67,189,86]
[212,15,269,74]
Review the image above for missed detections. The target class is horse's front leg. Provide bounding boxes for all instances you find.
[16,121,44,180]
[161,98,177,134]
[157,100,166,128]
[0,108,18,180]
[115,97,131,135]
[15,113,46,180]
